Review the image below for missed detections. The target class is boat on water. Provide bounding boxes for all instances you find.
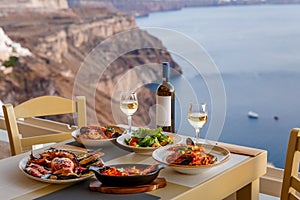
[248,111,259,119]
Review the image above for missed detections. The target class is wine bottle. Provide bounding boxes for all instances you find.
[156,62,175,132]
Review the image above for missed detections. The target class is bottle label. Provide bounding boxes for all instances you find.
[156,95,171,126]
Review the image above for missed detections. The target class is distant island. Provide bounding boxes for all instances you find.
[67,0,300,17]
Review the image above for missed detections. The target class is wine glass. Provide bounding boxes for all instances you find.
[120,92,138,134]
[188,103,208,144]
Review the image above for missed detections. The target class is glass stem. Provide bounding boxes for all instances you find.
[128,115,132,134]
[194,128,200,144]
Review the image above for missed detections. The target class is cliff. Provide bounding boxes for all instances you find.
[0,7,181,127]
[0,0,68,10]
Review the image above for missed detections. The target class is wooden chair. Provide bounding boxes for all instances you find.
[2,96,87,156]
[281,128,300,200]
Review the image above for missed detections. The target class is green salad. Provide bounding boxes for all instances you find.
[124,127,175,148]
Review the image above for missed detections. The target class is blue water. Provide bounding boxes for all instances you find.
[136,4,300,168]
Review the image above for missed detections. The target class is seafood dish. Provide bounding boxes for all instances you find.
[89,164,165,187]
[19,148,104,183]
[152,143,230,174]
[72,125,126,147]
[78,125,122,140]
[98,164,159,176]
[166,144,216,166]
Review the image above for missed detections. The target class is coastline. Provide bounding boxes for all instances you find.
[130,0,300,17]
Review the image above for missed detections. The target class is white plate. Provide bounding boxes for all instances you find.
[116,132,182,155]
[71,125,126,147]
[19,150,102,184]
[152,143,230,174]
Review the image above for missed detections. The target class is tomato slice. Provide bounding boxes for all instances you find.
[106,132,113,138]
[129,138,139,146]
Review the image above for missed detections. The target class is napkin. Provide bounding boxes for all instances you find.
[216,142,264,157]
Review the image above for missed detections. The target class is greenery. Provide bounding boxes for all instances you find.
[2,56,18,67]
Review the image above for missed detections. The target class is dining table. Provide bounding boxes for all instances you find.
[0,128,267,200]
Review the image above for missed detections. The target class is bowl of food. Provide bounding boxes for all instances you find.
[89,163,165,187]
[72,125,126,147]
[152,143,230,174]
[116,127,182,155]
[19,148,104,184]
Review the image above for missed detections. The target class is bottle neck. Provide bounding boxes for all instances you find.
[162,62,170,83]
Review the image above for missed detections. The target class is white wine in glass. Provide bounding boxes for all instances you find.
[188,103,208,144]
[120,92,138,133]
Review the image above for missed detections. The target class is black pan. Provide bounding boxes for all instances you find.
[89,163,164,187]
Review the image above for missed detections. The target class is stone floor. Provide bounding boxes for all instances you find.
[0,140,10,159]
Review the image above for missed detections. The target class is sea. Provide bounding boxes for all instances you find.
[136,4,300,169]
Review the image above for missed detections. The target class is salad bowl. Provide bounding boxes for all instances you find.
[116,128,182,155]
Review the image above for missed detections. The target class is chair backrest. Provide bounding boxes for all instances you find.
[2,96,87,156]
[281,128,300,200]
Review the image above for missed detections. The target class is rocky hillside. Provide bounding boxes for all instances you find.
[0,0,68,11]
[0,7,181,127]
